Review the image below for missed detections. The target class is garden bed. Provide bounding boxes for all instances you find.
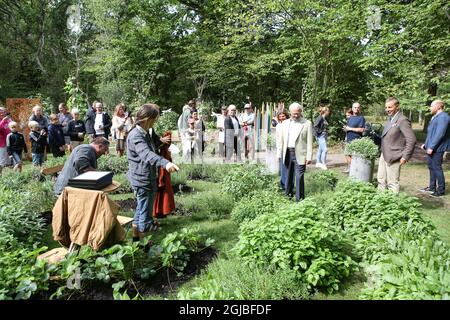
[33,246,217,300]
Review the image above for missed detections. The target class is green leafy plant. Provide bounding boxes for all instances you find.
[0,246,52,300]
[154,110,179,136]
[346,137,379,161]
[323,179,436,263]
[235,200,357,293]
[231,189,288,223]
[97,154,129,175]
[42,155,68,169]
[221,164,273,201]
[150,228,214,276]
[360,231,450,300]
[305,170,339,196]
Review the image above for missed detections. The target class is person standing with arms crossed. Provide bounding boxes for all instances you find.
[343,102,366,173]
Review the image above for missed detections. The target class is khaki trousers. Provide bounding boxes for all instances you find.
[377,154,401,194]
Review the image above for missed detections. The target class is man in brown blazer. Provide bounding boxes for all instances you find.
[377,97,416,194]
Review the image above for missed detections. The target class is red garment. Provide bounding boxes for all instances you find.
[153,132,175,218]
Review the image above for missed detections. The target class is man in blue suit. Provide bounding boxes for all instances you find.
[419,100,450,197]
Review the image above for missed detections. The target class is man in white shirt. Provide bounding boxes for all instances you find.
[93,102,112,139]
[276,102,313,201]
[240,103,255,160]
[224,104,242,162]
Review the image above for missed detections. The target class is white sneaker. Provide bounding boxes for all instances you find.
[321,164,328,170]
[315,162,322,168]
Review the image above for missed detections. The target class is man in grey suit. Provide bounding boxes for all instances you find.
[377,97,416,194]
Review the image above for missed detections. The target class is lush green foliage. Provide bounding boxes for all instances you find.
[304,170,339,196]
[0,246,52,300]
[0,227,213,300]
[360,231,450,300]
[111,173,133,195]
[42,155,68,169]
[97,154,129,174]
[150,228,215,276]
[0,168,54,249]
[221,165,273,201]
[231,190,288,223]
[1,1,448,119]
[177,256,309,300]
[235,200,357,293]
[323,180,436,263]
[154,110,179,136]
[346,137,379,161]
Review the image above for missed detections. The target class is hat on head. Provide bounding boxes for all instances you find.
[244,103,251,109]
[221,105,227,110]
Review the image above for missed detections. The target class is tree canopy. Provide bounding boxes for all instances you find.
[0,0,448,115]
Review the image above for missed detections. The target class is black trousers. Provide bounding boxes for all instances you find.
[285,149,306,201]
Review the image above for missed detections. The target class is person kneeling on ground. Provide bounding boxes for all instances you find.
[54,137,110,195]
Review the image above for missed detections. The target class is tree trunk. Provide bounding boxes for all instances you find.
[423,82,437,133]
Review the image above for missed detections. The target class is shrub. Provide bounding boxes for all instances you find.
[346,137,379,161]
[0,190,47,249]
[304,170,339,196]
[0,246,52,300]
[231,190,288,223]
[177,256,309,300]
[235,200,357,293]
[149,228,214,276]
[154,110,179,135]
[51,228,213,299]
[221,164,273,201]
[97,154,129,174]
[323,179,436,262]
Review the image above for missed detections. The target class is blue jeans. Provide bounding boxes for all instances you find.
[427,152,445,194]
[11,152,22,165]
[32,153,44,166]
[132,186,155,232]
[316,136,328,164]
[285,150,306,202]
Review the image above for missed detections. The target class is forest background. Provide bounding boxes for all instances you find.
[0,0,449,125]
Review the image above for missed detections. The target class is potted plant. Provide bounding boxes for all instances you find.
[346,137,379,182]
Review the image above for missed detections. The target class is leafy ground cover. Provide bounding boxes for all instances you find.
[1,158,449,300]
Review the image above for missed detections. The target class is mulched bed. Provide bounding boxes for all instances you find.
[38,246,217,300]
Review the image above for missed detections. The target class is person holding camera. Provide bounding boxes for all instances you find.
[112,103,133,157]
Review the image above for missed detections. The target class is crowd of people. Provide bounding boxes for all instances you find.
[0,97,448,242]
[0,102,138,172]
